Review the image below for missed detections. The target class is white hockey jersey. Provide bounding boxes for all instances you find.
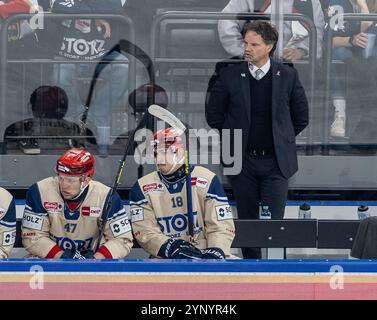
[22,177,133,258]
[130,166,235,257]
[0,187,16,258]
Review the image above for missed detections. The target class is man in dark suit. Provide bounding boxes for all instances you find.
[206,20,309,258]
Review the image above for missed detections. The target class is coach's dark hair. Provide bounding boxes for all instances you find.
[242,20,279,56]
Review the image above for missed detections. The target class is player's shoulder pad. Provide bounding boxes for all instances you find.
[192,166,216,179]
[0,198,16,224]
[89,180,111,193]
[105,191,127,221]
[25,183,47,215]
[131,172,159,196]
[191,166,216,191]
[129,180,147,206]
[0,187,13,210]
[206,175,228,203]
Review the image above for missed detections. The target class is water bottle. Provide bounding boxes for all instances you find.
[357,205,370,220]
[259,203,271,220]
[298,203,311,219]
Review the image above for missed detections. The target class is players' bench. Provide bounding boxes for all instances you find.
[13,219,360,254]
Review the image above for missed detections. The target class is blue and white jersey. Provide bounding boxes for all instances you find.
[22,177,133,258]
[130,166,235,257]
[0,187,16,258]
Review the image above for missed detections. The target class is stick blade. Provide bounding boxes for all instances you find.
[148,104,186,132]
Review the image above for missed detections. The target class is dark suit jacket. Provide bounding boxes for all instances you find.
[205,59,309,179]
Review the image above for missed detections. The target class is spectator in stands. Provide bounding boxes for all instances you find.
[0,0,42,124]
[4,85,96,154]
[0,1,40,49]
[130,128,235,259]
[48,0,128,157]
[0,187,16,258]
[0,0,37,21]
[21,148,133,259]
[218,0,325,61]
[328,0,377,138]
[206,21,308,258]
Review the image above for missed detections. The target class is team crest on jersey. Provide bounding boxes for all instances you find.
[0,208,5,220]
[81,206,102,218]
[43,202,63,213]
[142,183,164,193]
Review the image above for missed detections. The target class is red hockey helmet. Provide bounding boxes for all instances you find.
[152,127,185,154]
[56,148,95,177]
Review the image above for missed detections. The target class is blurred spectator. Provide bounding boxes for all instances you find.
[218,0,325,61]
[48,0,128,157]
[0,1,43,146]
[4,85,95,154]
[0,0,39,50]
[0,0,37,20]
[328,0,376,138]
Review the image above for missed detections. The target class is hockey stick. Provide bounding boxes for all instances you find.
[148,104,194,238]
[93,112,149,252]
[91,40,156,253]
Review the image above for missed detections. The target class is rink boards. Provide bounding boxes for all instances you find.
[1,259,377,299]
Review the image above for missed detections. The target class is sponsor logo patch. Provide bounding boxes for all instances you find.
[82,206,102,218]
[142,183,164,193]
[2,230,16,246]
[43,202,62,213]
[215,205,233,221]
[110,217,131,237]
[22,232,36,237]
[196,177,208,188]
[131,207,144,222]
[22,212,43,231]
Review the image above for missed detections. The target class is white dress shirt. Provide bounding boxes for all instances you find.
[248,59,271,80]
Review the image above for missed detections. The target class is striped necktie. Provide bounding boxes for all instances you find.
[255,68,264,80]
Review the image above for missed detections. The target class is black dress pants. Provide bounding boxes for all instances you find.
[230,154,288,259]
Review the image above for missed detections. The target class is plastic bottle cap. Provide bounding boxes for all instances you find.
[358,205,369,212]
[299,203,311,211]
